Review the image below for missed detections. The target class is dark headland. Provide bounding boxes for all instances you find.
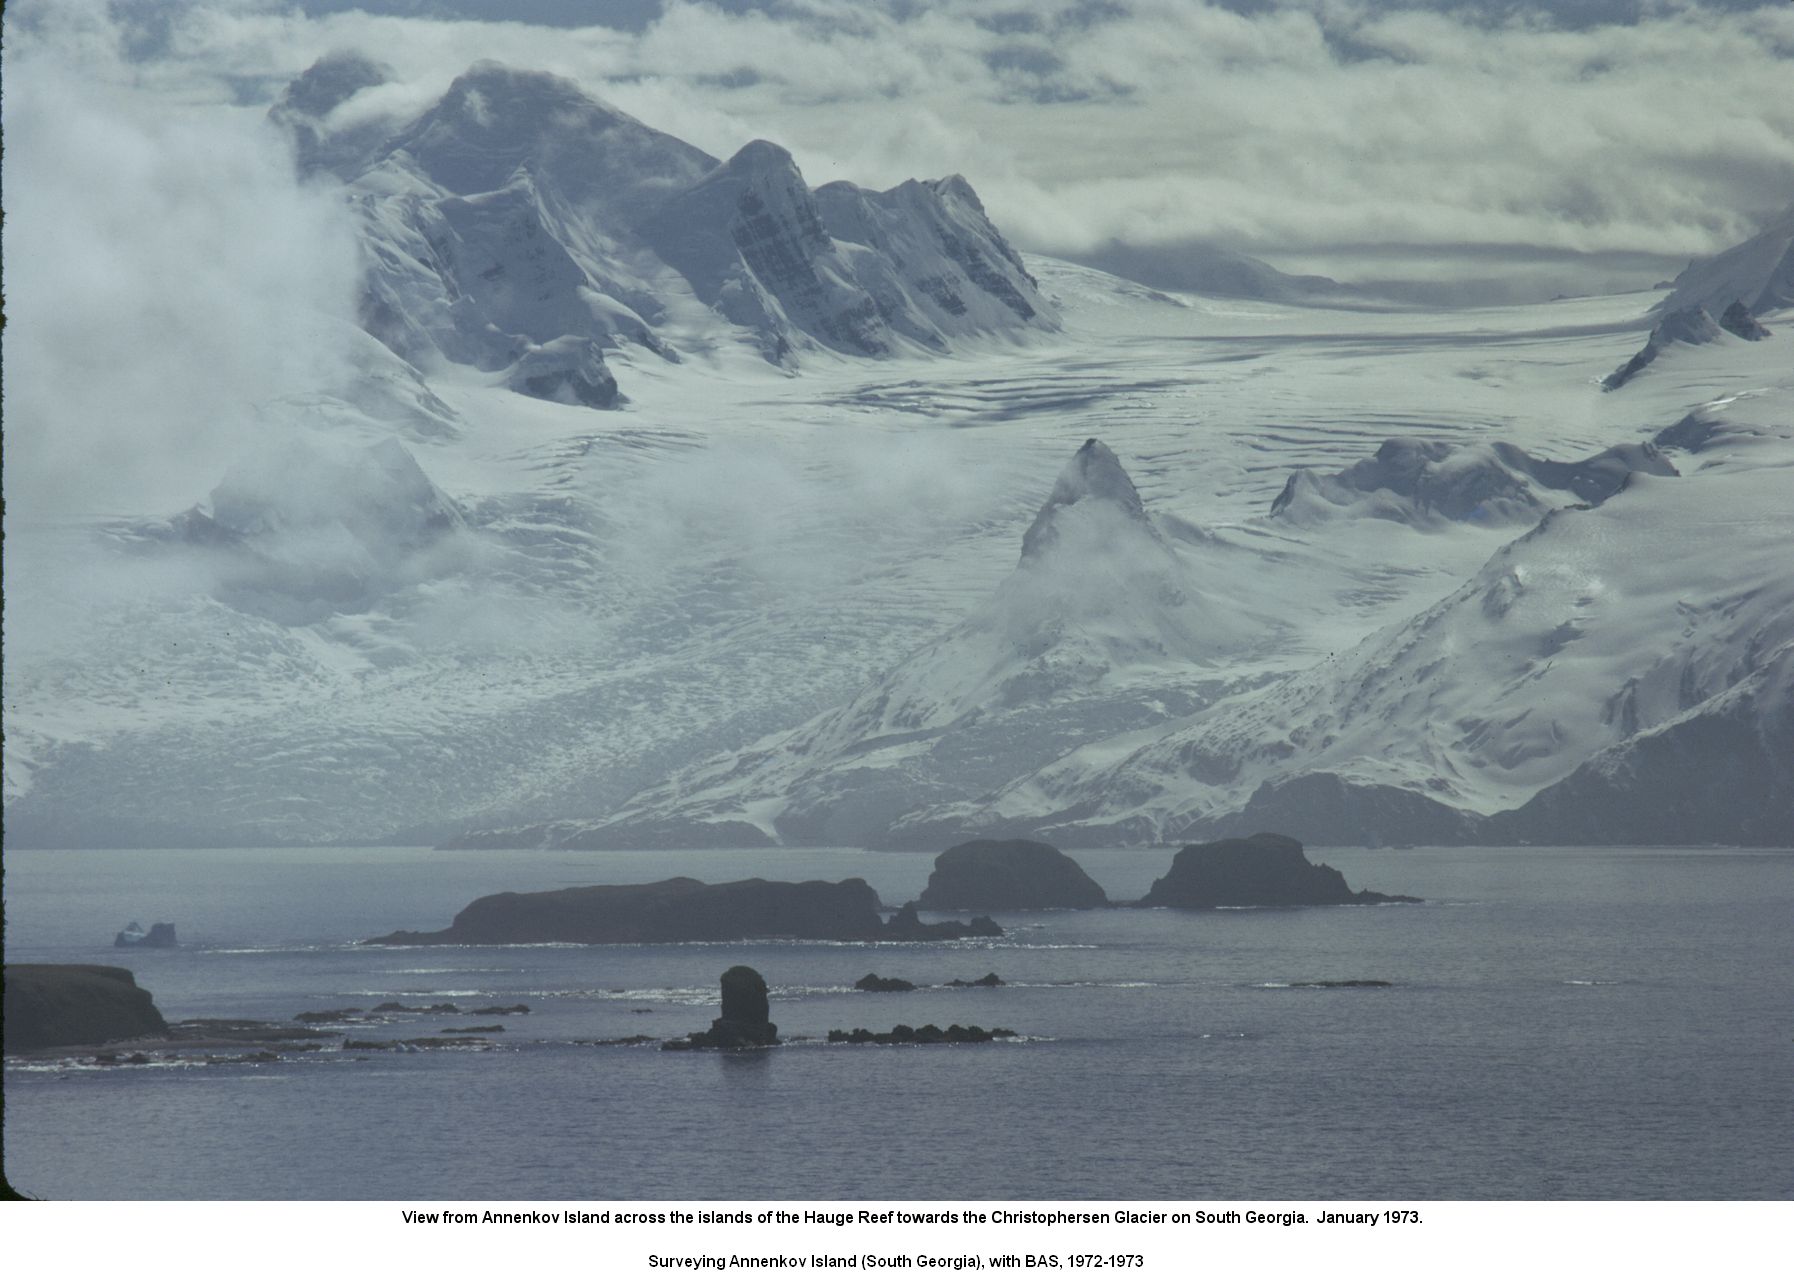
[1138,832,1420,907]
[3,964,171,1053]
[364,876,1003,946]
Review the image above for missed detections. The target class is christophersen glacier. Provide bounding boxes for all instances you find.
[3,56,1790,850]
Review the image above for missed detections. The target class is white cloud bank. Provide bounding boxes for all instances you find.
[2,1,364,522]
[39,0,1793,302]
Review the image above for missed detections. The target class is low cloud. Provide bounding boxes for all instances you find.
[53,0,1793,303]
[2,2,363,523]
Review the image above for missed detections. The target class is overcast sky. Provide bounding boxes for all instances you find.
[10,0,1794,305]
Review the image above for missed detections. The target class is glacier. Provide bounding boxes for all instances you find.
[4,59,1790,850]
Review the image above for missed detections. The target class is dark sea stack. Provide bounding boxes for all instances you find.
[3,965,171,1053]
[364,876,892,945]
[1138,832,1419,908]
[663,965,779,1050]
[881,902,1003,941]
[918,839,1109,911]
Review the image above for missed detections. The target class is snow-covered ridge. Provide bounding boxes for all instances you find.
[1655,200,1794,319]
[6,122,1791,847]
[277,58,1055,397]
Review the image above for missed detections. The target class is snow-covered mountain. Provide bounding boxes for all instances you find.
[1655,200,1794,319]
[6,61,1790,851]
[451,438,1282,849]
[277,57,1055,392]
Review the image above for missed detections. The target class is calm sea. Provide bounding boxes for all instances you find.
[3,845,1790,1200]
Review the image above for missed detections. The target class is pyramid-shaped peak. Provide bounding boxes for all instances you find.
[1020,439,1149,559]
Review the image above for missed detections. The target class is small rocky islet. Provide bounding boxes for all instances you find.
[7,833,1412,1062]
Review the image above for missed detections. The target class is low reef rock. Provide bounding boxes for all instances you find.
[664,965,779,1050]
[827,1023,1017,1045]
[882,902,1002,941]
[917,839,1109,911]
[4,964,171,1053]
[364,876,1003,945]
[1138,832,1419,908]
[855,973,917,992]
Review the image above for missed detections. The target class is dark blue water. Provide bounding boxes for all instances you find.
[4,845,1790,1200]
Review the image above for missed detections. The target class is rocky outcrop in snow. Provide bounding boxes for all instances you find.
[504,336,621,408]
[1270,437,1676,528]
[1718,300,1772,341]
[1603,304,1723,389]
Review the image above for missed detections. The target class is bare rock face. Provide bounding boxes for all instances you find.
[1138,832,1418,908]
[1719,300,1772,341]
[505,336,621,408]
[918,839,1108,910]
[3,965,170,1053]
[664,965,778,1050]
[1604,304,1722,390]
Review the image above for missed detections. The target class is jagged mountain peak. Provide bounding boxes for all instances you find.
[1021,438,1149,559]
[439,60,630,128]
[1657,198,1794,318]
[276,50,391,120]
[277,56,1053,394]
[376,60,715,207]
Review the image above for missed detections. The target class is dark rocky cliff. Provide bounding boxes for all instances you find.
[4,964,171,1053]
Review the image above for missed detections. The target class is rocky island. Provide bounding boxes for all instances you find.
[365,876,1003,946]
[918,839,1109,910]
[1138,832,1420,908]
[3,964,171,1053]
[663,966,780,1051]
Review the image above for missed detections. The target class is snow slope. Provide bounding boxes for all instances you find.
[6,76,1791,850]
[287,58,1055,390]
[1656,200,1794,318]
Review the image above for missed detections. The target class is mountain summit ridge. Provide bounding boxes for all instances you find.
[272,58,1056,397]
